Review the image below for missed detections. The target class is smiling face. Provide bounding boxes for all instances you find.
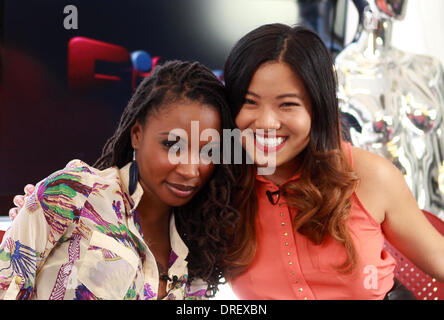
[235,61,312,180]
[131,98,221,208]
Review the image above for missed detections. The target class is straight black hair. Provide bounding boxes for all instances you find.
[223,24,359,277]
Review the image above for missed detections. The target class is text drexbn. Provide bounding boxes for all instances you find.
[220,304,267,315]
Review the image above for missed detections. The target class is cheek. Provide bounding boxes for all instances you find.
[198,163,215,183]
[287,115,311,138]
[235,109,251,130]
[140,148,175,175]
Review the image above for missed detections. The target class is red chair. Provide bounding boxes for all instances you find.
[384,210,444,300]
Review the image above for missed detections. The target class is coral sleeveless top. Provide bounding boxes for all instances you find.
[231,142,396,300]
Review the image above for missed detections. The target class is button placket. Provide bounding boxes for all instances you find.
[126,211,160,299]
[277,203,299,293]
[277,202,314,300]
[262,179,313,300]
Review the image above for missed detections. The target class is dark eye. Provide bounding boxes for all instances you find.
[280,102,300,108]
[162,140,181,152]
[162,140,175,148]
[243,98,257,105]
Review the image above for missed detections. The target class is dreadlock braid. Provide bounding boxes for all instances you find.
[93,60,240,297]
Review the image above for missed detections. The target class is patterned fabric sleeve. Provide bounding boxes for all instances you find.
[0,164,90,300]
[185,277,209,300]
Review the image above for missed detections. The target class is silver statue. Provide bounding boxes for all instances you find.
[336,0,444,220]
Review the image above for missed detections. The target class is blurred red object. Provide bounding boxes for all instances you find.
[384,210,444,300]
[68,37,130,89]
[0,230,5,243]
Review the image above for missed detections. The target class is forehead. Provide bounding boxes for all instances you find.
[146,99,221,130]
[248,61,308,97]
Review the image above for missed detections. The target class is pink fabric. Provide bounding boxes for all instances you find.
[231,142,396,299]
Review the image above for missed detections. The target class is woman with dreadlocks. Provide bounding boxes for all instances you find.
[0,60,238,300]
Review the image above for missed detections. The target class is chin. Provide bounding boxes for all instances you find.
[163,195,195,208]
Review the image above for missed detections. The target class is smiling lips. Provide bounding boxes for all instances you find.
[254,134,288,152]
[165,182,197,198]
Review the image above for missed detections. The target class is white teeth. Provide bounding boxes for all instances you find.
[255,136,286,147]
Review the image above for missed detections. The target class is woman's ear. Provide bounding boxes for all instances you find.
[130,121,143,150]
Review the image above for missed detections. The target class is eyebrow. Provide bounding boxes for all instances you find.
[276,93,303,99]
[246,91,303,100]
[246,91,260,98]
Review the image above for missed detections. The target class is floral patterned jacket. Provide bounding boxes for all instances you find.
[0,160,208,300]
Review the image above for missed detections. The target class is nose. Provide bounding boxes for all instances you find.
[175,162,200,180]
[255,106,281,131]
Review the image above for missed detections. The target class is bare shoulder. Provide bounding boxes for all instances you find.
[349,147,407,223]
[350,146,404,183]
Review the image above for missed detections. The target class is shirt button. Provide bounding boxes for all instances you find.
[299,288,303,292]
[281,222,285,226]
[289,261,293,265]
[304,297,308,300]
[14,276,22,286]
[283,232,288,236]
[287,252,291,256]
[285,242,289,246]
[280,213,284,216]
[294,280,299,284]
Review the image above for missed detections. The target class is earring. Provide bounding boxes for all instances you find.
[129,149,139,195]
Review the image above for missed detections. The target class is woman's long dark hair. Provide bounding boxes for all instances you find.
[223,24,359,279]
[94,60,239,297]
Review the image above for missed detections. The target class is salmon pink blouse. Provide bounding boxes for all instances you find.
[231,142,396,300]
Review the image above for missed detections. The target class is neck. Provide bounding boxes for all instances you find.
[137,194,171,226]
[261,157,301,186]
[136,183,172,244]
[357,9,393,60]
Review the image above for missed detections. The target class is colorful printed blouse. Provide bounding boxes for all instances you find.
[0,160,207,300]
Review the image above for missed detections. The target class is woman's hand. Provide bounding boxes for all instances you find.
[9,184,35,220]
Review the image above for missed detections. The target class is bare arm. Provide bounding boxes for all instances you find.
[352,147,444,282]
[381,161,444,282]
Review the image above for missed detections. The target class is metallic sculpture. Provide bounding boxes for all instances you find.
[336,0,444,220]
